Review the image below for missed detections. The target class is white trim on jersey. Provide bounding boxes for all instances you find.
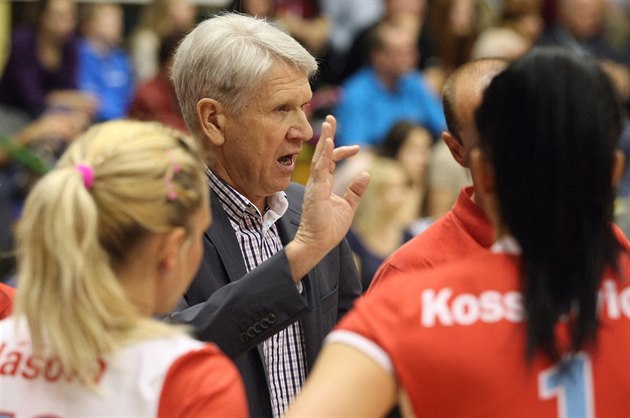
[325,329,394,374]
[491,235,522,255]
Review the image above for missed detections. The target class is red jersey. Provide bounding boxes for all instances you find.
[0,283,15,320]
[332,240,630,417]
[370,186,630,291]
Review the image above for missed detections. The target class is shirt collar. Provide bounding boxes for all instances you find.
[206,167,288,223]
[453,186,495,248]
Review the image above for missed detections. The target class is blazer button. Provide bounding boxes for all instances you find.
[240,333,250,344]
[267,313,277,323]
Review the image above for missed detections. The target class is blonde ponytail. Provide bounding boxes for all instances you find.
[15,120,207,384]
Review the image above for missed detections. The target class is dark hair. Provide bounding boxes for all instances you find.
[476,47,623,362]
[158,31,186,67]
[378,120,427,158]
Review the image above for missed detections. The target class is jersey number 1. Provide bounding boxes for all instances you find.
[538,353,594,418]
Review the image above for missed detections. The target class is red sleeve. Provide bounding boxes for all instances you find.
[158,343,249,417]
[0,283,16,320]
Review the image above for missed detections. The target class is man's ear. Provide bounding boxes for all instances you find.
[158,227,187,279]
[612,149,626,187]
[197,98,228,146]
[442,131,466,167]
[470,147,495,201]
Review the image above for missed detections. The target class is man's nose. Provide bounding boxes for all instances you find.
[288,110,314,142]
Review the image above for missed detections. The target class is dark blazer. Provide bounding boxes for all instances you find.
[170,182,362,417]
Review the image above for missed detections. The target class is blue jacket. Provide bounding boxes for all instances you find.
[78,39,134,121]
[334,67,446,146]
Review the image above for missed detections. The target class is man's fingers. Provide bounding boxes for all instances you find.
[344,172,370,210]
[311,124,331,168]
[332,145,360,162]
[324,115,337,137]
[310,137,334,179]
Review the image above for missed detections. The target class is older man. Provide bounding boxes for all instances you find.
[169,13,369,418]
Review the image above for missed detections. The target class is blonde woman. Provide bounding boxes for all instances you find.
[347,157,414,291]
[0,120,247,416]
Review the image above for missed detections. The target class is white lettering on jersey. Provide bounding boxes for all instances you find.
[421,279,628,327]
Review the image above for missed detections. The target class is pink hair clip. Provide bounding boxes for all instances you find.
[75,163,94,190]
[166,149,181,174]
[164,149,180,201]
[165,177,177,201]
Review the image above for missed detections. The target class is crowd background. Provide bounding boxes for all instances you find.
[1,0,630,286]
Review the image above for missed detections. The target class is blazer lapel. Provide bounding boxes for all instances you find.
[277,204,300,243]
[207,189,248,283]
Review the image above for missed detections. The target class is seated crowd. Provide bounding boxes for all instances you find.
[0,1,629,416]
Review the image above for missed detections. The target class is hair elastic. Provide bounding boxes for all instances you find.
[75,163,95,190]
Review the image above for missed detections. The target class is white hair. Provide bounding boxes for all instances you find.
[172,12,318,139]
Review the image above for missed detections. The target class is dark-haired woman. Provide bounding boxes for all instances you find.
[287,47,630,417]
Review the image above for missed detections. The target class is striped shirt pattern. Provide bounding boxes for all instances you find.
[207,169,307,418]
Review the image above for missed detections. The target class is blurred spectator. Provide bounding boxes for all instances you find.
[228,0,277,17]
[334,20,445,147]
[501,0,544,42]
[127,32,188,133]
[537,0,630,102]
[275,0,330,58]
[342,0,439,86]
[347,157,414,291]
[472,0,542,59]
[128,0,197,83]
[427,138,470,219]
[602,0,630,55]
[78,3,134,122]
[378,120,433,234]
[0,0,97,119]
[320,0,383,84]
[0,110,88,283]
[472,27,531,59]
[427,0,483,92]
[333,120,434,232]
